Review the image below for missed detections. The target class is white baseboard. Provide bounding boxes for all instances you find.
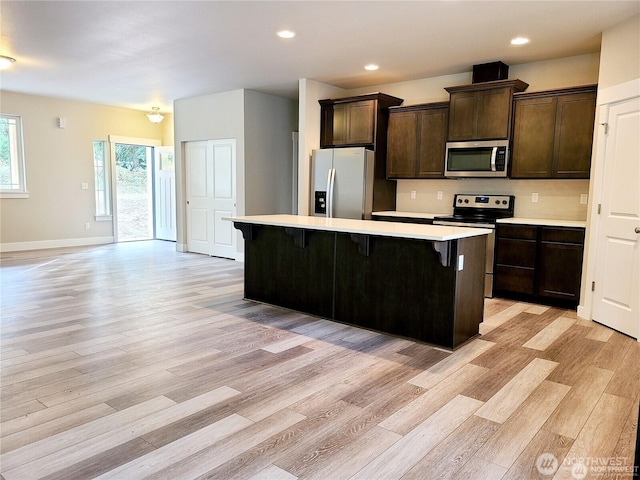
[0,236,114,252]
[176,243,187,252]
[576,305,591,322]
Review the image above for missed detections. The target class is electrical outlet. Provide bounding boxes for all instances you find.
[580,194,588,205]
[531,192,539,203]
[85,222,90,230]
[437,191,443,200]
[81,182,88,190]
[410,190,416,200]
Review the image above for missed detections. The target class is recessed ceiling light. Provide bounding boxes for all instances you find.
[0,55,16,70]
[277,30,295,39]
[511,37,530,46]
[364,64,379,71]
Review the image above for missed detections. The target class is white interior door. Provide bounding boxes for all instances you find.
[185,139,237,258]
[592,95,640,338]
[154,146,176,241]
[186,141,213,255]
[210,139,237,259]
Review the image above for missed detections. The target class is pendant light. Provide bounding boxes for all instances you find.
[146,107,164,124]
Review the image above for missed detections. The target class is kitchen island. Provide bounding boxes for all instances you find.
[227,215,491,349]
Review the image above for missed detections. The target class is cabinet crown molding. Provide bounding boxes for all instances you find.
[445,79,529,94]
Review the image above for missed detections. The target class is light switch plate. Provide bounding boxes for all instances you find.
[531,192,539,203]
[410,190,416,200]
[437,191,443,200]
[81,182,88,190]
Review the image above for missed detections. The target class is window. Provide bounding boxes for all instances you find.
[0,114,27,197]
[93,140,111,219]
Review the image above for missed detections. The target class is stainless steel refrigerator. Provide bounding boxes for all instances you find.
[311,147,375,220]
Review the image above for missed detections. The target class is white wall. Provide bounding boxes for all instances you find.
[244,90,298,216]
[597,14,640,89]
[346,53,600,105]
[0,90,166,251]
[173,89,246,252]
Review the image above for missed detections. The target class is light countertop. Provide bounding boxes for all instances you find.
[373,211,587,228]
[225,215,492,241]
[372,211,444,219]
[497,218,587,228]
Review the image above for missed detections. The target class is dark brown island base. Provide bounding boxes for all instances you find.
[227,215,491,350]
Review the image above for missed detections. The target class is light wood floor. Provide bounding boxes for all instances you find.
[1,241,638,480]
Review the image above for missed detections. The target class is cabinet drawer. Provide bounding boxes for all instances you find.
[497,224,537,240]
[540,227,585,244]
[496,238,536,267]
[494,265,535,294]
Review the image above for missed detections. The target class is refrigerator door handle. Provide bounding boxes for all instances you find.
[324,169,332,218]
[327,168,336,218]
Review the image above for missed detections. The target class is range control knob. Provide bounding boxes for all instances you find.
[495,200,500,205]
[464,199,469,204]
[502,200,508,205]
[458,199,463,203]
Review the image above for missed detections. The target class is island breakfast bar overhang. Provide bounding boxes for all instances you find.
[225,215,491,349]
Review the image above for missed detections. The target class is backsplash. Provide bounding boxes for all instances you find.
[396,179,590,220]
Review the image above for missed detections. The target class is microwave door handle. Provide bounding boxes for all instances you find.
[490,147,497,172]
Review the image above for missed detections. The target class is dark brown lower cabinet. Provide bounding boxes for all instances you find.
[537,227,585,300]
[494,223,585,306]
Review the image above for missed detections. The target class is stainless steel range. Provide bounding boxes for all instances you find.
[433,194,515,297]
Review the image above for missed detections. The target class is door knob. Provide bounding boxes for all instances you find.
[187,201,190,205]
[636,227,640,234]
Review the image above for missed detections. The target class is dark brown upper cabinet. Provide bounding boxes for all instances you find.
[511,85,597,179]
[386,102,449,179]
[319,93,404,148]
[445,79,529,141]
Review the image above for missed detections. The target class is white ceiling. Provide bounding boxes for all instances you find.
[1,1,638,114]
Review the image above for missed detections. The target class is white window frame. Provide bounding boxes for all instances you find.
[0,113,28,198]
[93,140,112,221]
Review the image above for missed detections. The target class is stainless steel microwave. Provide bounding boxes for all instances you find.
[445,139,509,178]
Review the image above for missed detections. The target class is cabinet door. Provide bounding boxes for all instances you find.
[448,91,477,140]
[320,104,334,148]
[476,88,512,139]
[346,100,375,144]
[537,242,583,300]
[511,96,557,178]
[553,92,596,178]
[331,103,348,145]
[387,111,417,178]
[416,108,448,177]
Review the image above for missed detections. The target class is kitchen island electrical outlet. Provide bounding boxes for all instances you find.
[410,190,416,199]
[531,192,539,203]
[437,191,443,200]
[580,194,588,204]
